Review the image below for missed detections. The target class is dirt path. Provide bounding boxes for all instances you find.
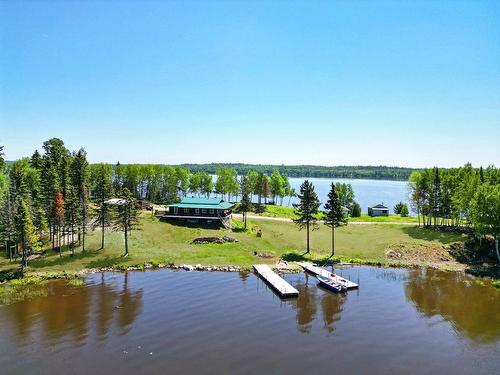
[232,213,417,225]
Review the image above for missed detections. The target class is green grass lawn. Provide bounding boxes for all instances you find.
[0,213,464,277]
[348,214,418,223]
[253,205,418,223]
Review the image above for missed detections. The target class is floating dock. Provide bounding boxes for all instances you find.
[253,264,299,298]
[298,262,359,289]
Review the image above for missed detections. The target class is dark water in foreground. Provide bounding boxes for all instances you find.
[0,267,499,374]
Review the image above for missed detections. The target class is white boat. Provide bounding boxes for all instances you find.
[316,275,347,293]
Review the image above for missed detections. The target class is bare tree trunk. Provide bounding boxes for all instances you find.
[82,203,86,253]
[101,212,105,250]
[331,226,335,257]
[306,221,310,254]
[495,238,500,264]
[124,223,129,257]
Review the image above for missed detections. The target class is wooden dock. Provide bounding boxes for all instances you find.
[253,264,299,298]
[298,262,359,289]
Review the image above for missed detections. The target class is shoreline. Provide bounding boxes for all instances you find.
[1,258,498,306]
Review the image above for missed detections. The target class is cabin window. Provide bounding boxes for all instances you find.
[173,207,178,214]
[202,209,207,214]
[209,209,214,214]
[183,208,189,214]
[195,208,200,214]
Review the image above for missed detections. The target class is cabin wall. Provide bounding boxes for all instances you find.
[165,207,232,217]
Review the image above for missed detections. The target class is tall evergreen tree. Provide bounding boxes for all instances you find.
[239,176,253,229]
[293,180,320,254]
[0,145,5,170]
[52,191,64,255]
[16,197,35,273]
[91,163,114,249]
[72,149,89,252]
[64,185,79,255]
[113,188,140,257]
[30,149,42,170]
[323,183,346,256]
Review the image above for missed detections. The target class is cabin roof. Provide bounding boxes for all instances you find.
[369,203,389,209]
[168,197,234,210]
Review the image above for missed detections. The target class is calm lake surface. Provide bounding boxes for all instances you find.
[287,177,409,213]
[1,267,499,374]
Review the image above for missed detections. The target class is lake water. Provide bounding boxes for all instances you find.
[216,176,410,214]
[1,267,499,374]
[286,177,409,213]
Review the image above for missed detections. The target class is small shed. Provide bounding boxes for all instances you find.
[368,203,389,217]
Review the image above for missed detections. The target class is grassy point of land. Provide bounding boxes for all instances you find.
[245,204,418,223]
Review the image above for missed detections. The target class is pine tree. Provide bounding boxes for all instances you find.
[64,185,79,255]
[72,149,89,252]
[113,188,140,256]
[293,180,320,254]
[0,145,5,170]
[30,150,42,170]
[323,183,346,256]
[52,191,65,255]
[91,163,114,249]
[16,197,35,273]
[239,176,253,229]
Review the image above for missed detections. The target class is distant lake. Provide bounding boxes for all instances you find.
[214,176,411,214]
[283,178,409,214]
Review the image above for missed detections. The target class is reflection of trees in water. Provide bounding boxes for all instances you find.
[238,271,251,284]
[95,273,118,340]
[293,274,317,333]
[405,268,500,343]
[375,269,407,283]
[292,274,347,334]
[5,272,143,344]
[116,272,143,335]
[320,290,346,333]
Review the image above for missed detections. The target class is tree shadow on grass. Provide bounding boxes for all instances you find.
[401,226,465,244]
[86,255,127,269]
[29,250,101,269]
[281,251,331,264]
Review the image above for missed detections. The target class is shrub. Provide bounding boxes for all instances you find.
[351,202,361,217]
[400,204,409,217]
[394,201,404,214]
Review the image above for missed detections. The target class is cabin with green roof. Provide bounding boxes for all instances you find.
[158,197,235,227]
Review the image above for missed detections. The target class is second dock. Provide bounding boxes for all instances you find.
[253,264,299,298]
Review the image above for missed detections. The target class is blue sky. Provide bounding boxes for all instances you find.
[1,0,499,167]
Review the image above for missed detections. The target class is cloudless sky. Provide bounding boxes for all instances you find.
[1,0,499,167]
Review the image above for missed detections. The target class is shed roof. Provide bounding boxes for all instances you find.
[168,197,234,210]
[369,203,389,209]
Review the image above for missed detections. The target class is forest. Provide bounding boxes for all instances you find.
[177,163,417,180]
[408,165,500,261]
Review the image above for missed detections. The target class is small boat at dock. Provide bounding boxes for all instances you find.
[298,262,359,289]
[316,275,347,293]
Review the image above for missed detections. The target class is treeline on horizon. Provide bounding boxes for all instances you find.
[3,161,417,180]
[177,163,417,181]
